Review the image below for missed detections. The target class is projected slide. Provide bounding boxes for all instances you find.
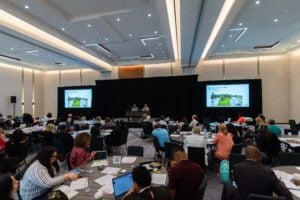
[206,84,249,107]
[64,89,92,108]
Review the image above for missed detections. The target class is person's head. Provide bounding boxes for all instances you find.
[182,117,187,123]
[96,116,101,121]
[173,146,187,162]
[74,132,91,149]
[192,114,198,121]
[132,166,151,189]
[226,123,237,137]
[45,123,56,133]
[90,126,100,137]
[256,114,266,124]
[160,115,165,120]
[47,113,53,118]
[217,116,225,124]
[192,127,201,134]
[11,129,26,144]
[268,119,275,125]
[105,117,111,124]
[37,146,60,177]
[67,113,72,118]
[218,124,228,135]
[245,145,262,162]
[0,173,19,199]
[154,122,161,129]
[144,104,148,107]
[57,124,67,134]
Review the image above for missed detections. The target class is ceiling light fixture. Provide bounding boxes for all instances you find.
[158,43,162,46]
[154,30,158,34]
[61,27,65,31]
[116,18,120,22]
[105,38,108,41]
[239,23,243,26]
[148,13,152,18]
[24,5,29,9]
[200,0,236,59]
[87,24,92,28]
[273,18,278,23]
[129,34,132,37]
[10,47,14,50]
[140,36,160,46]
[0,9,112,71]
[229,35,232,38]
[26,49,39,53]
[83,40,86,44]
[255,1,260,5]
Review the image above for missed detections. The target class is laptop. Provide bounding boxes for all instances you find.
[112,172,134,200]
[93,150,107,161]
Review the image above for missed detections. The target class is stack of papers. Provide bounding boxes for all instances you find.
[101,167,121,175]
[122,156,137,164]
[151,173,167,185]
[98,182,114,194]
[56,185,79,199]
[70,177,88,190]
[91,160,108,167]
[94,174,114,186]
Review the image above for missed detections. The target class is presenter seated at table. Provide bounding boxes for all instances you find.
[142,104,150,112]
[70,132,97,168]
[0,173,19,200]
[168,147,204,200]
[213,124,233,161]
[152,123,170,148]
[122,166,171,200]
[230,145,293,200]
[20,147,78,200]
[131,104,139,112]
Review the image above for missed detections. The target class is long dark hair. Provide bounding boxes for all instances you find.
[37,146,60,177]
[0,173,14,200]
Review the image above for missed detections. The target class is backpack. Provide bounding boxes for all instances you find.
[219,160,230,183]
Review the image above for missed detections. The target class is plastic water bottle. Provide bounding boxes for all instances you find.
[203,128,208,139]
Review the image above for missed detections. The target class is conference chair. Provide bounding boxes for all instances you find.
[127,146,144,157]
[188,146,206,170]
[289,119,297,130]
[164,142,180,165]
[53,138,66,161]
[195,175,208,200]
[278,152,300,166]
[29,131,43,152]
[152,136,164,160]
[229,153,246,179]
[141,122,153,139]
[247,194,287,200]
[107,127,129,155]
[66,152,72,170]
[231,143,243,154]
[0,152,5,173]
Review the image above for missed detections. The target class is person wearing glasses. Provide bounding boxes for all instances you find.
[20,147,78,200]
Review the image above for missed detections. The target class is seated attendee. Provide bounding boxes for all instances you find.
[43,112,54,126]
[41,123,56,147]
[5,129,27,163]
[22,113,33,127]
[168,147,204,200]
[152,123,170,148]
[226,123,242,144]
[213,124,233,161]
[101,117,116,129]
[20,147,78,200]
[142,104,150,112]
[54,124,74,153]
[91,125,101,138]
[123,166,171,200]
[267,119,281,136]
[236,112,246,125]
[255,114,266,134]
[159,115,168,128]
[233,145,292,200]
[66,113,73,125]
[0,173,19,200]
[189,114,199,128]
[70,132,96,168]
[30,120,44,132]
[180,117,190,131]
[4,115,14,130]
[183,127,205,152]
[143,115,152,123]
[131,104,138,112]
[0,127,6,152]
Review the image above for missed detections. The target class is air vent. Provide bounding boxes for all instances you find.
[97,44,111,54]
[254,41,280,49]
[140,53,154,59]
[0,54,21,61]
[54,62,65,66]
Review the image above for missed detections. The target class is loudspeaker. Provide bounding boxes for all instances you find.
[11,96,16,103]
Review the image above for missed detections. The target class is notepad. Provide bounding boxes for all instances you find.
[95,174,114,185]
[56,185,79,199]
[122,156,137,164]
[151,173,167,185]
[98,182,114,194]
[70,177,88,190]
[101,167,121,175]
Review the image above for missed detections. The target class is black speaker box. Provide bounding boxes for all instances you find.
[11,96,16,103]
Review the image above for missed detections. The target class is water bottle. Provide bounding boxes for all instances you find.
[203,128,208,139]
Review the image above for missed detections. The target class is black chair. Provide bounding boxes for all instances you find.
[152,136,164,160]
[107,128,129,155]
[53,138,66,161]
[90,136,104,151]
[0,152,5,173]
[278,152,300,166]
[80,124,90,130]
[141,122,153,139]
[66,152,72,170]
[289,120,297,130]
[247,193,287,200]
[280,141,294,152]
[231,143,243,154]
[195,175,208,200]
[168,125,178,135]
[188,146,206,170]
[229,153,246,179]
[29,131,43,152]
[127,146,144,157]
[164,142,179,165]
[284,129,298,135]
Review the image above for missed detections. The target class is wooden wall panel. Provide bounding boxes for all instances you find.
[118,65,144,79]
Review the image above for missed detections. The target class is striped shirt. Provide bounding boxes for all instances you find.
[20,160,64,200]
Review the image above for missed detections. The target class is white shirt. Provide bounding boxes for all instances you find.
[183,134,208,165]
[189,119,198,127]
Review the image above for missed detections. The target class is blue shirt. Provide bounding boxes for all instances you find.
[152,128,170,147]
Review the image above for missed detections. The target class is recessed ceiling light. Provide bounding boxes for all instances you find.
[87,24,92,28]
[83,40,86,44]
[255,1,260,5]
[116,18,120,22]
[158,43,162,46]
[24,5,29,9]
[273,18,278,23]
[61,27,65,31]
[239,23,243,26]
[148,13,152,18]
[129,34,132,37]
[154,30,158,34]
[105,38,108,41]
[229,34,233,38]
[10,47,14,50]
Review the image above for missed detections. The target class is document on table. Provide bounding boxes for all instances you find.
[70,177,88,190]
[94,174,114,185]
[91,160,108,167]
[56,185,79,199]
[122,156,137,164]
[151,173,167,185]
[98,182,114,194]
[101,167,121,175]
[171,134,180,137]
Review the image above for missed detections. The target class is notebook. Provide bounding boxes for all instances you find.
[112,172,134,200]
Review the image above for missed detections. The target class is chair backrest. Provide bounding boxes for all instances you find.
[168,125,178,135]
[229,153,246,179]
[53,138,66,155]
[289,120,297,129]
[165,142,179,160]
[90,136,104,151]
[195,175,208,200]
[20,143,31,161]
[279,152,300,166]
[231,143,243,154]
[247,193,287,200]
[80,124,89,130]
[66,152,72,170]
[127,146,144,157]
[152,136,162,152]
[188,146,206,169]
[141,122,153,136]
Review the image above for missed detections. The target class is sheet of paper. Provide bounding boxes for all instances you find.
[56,185,79,199]
[70,177,88,191]
[151,173,167,185]
[295,167,300,171]
[98,182,114,194]
[101,167,121,175]
[91,160,108,167]
[122,156,137,164]
[94,174,114,186]
[171,134,180,137]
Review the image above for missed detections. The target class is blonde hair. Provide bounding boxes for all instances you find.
[45,123,56,133]
[192,127,201,134]
[218,124,228,135]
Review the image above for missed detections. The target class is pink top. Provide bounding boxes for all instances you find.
[213,132,234,160]
[70,146,93,168]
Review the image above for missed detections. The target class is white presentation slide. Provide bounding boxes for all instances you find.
[206,84,249,107]
[64,89,92,108]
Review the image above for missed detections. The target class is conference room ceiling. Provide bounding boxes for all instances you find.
[0,0,299,70]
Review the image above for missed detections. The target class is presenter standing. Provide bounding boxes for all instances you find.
[131,104,138,112]
[142,104,150,112]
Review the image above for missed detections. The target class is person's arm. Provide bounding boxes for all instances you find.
[122,186,135,200]
[213,133,220,145]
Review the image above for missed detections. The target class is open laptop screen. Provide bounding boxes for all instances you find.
[93,150,107,161]
[112,172,134,198]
